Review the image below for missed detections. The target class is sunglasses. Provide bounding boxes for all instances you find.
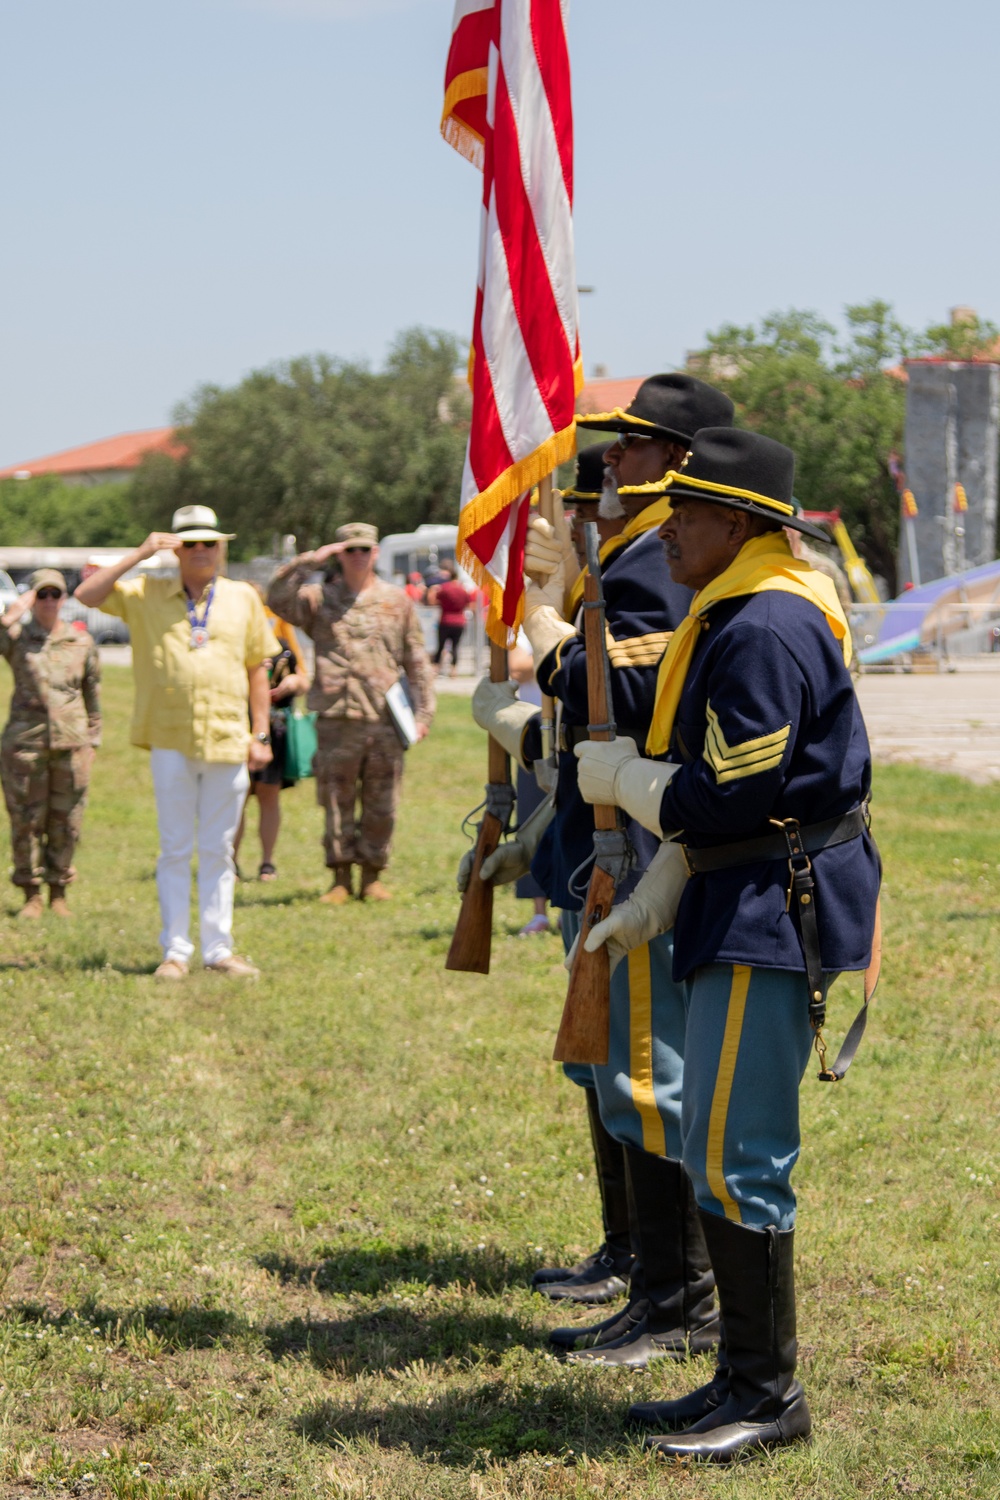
[616,432,654,451]
[344,546,372,555]
[35,588,64,600]
[182,539,218,549]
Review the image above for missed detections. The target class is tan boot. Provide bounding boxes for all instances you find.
[360,864,392,901]
[17,887,44,920]
[49,885,73,918]
[319,864,353,905]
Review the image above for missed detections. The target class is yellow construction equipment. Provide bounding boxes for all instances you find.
[802,509,881,605]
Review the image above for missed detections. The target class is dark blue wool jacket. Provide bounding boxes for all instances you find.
[658,590,880,980]
[528,528,692,909]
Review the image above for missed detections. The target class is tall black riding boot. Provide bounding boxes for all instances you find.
[567,1148,718,1368]
[646,1212,811,1463]
[534,1086,632,1304]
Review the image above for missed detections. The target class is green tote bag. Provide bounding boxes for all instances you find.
[282,708,318,781]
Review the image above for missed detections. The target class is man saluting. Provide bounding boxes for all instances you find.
[76,505,278,980]
[576,428,880,1462]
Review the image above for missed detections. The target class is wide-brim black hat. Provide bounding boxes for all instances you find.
[562,442,607,502]
[577,372,735,444]
[660,428,829,542]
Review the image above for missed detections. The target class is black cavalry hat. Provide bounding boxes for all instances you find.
[577,372,735,445]
[562,442,608,502]
[662,428,829,541]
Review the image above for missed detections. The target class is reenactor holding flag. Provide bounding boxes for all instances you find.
[575,427,881,1460]
[469,375,735,1368]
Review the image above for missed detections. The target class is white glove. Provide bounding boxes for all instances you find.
[574,738,681,837]
[523,569,566,619]
[521,602,576,674]
[525,512,575,583]
[583,842,689,974]
[456,794,555,891]
[471,677,537,770]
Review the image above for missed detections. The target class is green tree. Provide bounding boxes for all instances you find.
[0,474,141,548]
[919,311,1000,361]
[692,303,909,589]
[132,327,470,556]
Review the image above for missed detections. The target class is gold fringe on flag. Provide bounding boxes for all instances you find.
[440,69,489,169]
[457,419,579,647]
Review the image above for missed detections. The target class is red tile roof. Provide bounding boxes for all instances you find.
[575,376,646,417]
[0,427,184,480]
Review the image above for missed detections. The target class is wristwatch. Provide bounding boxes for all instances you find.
[255,732,271,745]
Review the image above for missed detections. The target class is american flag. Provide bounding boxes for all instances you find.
[442,0,582,643]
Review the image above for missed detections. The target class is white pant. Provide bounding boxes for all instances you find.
[150,749,249,965]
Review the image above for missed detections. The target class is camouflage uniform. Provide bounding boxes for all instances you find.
[0,618,101,889]
[267,559,434,871]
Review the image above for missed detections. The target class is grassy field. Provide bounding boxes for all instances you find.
[0,665,997,1498]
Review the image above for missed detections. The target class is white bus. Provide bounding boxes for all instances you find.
[375,524,470,587]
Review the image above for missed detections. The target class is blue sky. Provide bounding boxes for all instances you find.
[2,0,998,466]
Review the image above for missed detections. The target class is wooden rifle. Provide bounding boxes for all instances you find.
[553,521,634,1065]
[445,640,515,975]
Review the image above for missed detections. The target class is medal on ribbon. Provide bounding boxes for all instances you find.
[186,581,215,650]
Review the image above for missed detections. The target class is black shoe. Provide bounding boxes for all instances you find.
[567,1312,718,1368]
[532,1087,632,1300]
[628,1360,728,1430]
[549,1295,646,1352]
[535,1246,630,1303]
[569,1150,718,1369]
[645,1216,811,1464]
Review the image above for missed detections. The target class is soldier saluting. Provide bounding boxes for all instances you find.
[0,570,101,919]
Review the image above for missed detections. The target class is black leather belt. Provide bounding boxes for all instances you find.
[681,804,875,1084]
[680,805,867,875]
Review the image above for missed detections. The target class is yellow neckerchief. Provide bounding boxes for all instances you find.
[645,532,852,755]
[563,496,674,619]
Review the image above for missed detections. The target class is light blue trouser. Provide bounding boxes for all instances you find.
[560,910,686,1160]
[680,964,817,1231]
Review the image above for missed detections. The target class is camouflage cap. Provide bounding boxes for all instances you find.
[335,522,379,547]
[30,568,68,593]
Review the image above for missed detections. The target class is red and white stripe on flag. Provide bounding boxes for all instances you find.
[442,0,583,644]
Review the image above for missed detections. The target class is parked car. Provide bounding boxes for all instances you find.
[58,595,130,645]
[0,568,18,614]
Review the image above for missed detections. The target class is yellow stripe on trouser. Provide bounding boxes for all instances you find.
[706,964,752,1222]
[627,944,667,1157]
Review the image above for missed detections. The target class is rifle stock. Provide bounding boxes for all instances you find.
[553,524,629,1065]
[554,864,614,1064]
[445,641,511,975]
[444,809,503,974]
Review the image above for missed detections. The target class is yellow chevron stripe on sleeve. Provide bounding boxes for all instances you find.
[703,702,790,784]
[605,628,673,669]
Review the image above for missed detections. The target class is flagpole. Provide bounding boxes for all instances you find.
[536,474,558,783]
